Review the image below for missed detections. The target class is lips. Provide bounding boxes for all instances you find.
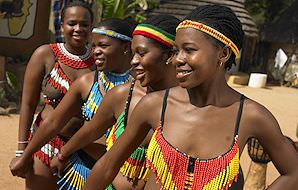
[176,68,192,79]
[72,34,83,41]
[94,59,105,66]
[135,69,146,80]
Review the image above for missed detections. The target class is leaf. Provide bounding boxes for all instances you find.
[6,71,18,91]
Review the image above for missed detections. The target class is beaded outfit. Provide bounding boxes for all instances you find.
[146,90,245,190]
[29,43,94,167]
[106,80,150,188]
[57,71,131,190]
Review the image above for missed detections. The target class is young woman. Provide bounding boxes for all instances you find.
[9,10,133,190]
[49,15,180,190]
[8,2,95,189]
[82,5,298,190]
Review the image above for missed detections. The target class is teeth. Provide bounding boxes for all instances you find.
[180,71,191,74]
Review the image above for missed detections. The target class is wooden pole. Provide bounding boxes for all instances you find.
[244,161,267,190]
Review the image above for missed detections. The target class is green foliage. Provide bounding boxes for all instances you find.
[98,0,158,22]
[6,71,19,91]
[245,0,294,26]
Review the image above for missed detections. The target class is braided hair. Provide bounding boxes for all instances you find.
[61,1,94,23]
[142,14,180,51]
[185,5,244,70]
[95,18,135,41]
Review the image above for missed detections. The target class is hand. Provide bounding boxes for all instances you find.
[50,156,68,178]
[9,156,33,178]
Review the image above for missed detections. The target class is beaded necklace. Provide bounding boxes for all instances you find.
[82,71,131,121]
[50,43,94,69]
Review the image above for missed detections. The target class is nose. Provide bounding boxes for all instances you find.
[173,50,185,66]
[93,47,102,56]
[74,24,81,32]
[130,54,140,67]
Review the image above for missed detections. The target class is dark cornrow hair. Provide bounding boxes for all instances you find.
[185,5,244,70]
[95,18,134,41]
[142,14,180,50]
[61,1,94,23]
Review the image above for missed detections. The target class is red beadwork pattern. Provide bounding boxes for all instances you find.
[47,63,73,95]
[50,43,94,69]
[146,124,240,190]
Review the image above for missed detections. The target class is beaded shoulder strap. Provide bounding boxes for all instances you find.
[234,94,246,137]
[161,89,170,128]
[123,80,136,126]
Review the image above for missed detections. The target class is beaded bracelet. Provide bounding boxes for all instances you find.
[18,141,29,144]
[57,152,67,161]
[15,150,24,157]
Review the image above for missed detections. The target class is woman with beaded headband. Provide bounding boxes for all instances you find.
[8,1,95,189]
[81,5,298,190]
[49,14,180,190]
[9,11,134,190]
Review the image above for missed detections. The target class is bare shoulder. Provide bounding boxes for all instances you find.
[242,98,280,138]
[28,44,54,67]
[76,71,95,84]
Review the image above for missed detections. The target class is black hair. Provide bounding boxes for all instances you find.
[142,14,181,50]
[95,18,135,41]
[61,1,94,23]
[185,5,244,70]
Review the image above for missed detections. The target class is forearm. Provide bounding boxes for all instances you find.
[21,117,61,159]
[17,104,37,150]
[266,172,298,190]
[61,123,106,158]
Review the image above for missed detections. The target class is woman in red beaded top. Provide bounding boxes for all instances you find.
[82,5,298,190]
[9,2,95,189]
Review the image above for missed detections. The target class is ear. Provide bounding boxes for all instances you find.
[60,22,64,33]
[123,42,132,55]
[219,46,232,65]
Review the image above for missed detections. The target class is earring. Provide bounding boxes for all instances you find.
[166,58,170,65]
[124,51,128,55]
[219,61,223,67]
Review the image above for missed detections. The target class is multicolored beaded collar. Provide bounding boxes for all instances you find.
[92,28,132,41]
[176,20,240,58]
[51,43,94,69]
[133,24,175,48]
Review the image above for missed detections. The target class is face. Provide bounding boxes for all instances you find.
[173,28,222,88]
[131,35,170,87]
[61,6,92,48]
[91,27,129,72]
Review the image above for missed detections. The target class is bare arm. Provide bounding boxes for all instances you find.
[20,74,88,160]
[59,84,129,158]
[83,93,161,190]
[17,45,49,151]
[247,102,298,189]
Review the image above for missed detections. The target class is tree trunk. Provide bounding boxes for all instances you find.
[0,56,5,89]
[244,161,267,190]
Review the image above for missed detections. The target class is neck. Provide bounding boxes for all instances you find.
[147,66,178,93]
[187,72,234,107]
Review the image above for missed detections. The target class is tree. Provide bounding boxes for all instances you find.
[97,0,159,22]
[245,0,293,26]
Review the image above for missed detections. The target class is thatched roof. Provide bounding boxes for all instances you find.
[147,0,258,37]
[263,0,298,44]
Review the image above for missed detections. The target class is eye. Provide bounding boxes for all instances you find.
[184,47,196,53]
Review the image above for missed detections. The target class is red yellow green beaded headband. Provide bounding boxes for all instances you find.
[133,24,175,48]
[176,20,240,58]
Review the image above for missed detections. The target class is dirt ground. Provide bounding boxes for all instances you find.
[0,85,297,189]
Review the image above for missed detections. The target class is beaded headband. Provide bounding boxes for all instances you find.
[92,28,132,41]
[176,20,239,58]
[133,24,175,48]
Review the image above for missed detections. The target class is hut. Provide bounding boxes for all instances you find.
[146,0,259,72]
[262,0,298,74]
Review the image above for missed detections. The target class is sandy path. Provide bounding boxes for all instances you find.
[0,85,297,189]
